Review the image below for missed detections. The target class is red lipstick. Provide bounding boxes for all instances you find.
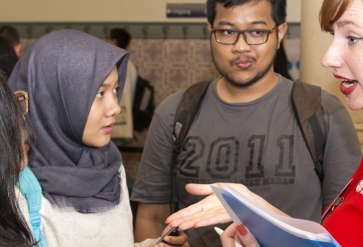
[334,74,358,96]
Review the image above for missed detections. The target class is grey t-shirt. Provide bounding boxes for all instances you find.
[131,75,362,247]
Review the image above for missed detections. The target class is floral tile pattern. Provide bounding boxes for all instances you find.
[128,39,219,106]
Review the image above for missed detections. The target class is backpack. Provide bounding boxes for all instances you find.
[172,81,326,182]
[18,166,47,247]
[132,75,155,131]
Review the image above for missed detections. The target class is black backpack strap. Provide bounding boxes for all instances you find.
[169,81,212,213]
[292,81,326,181]
[173,81,212,152]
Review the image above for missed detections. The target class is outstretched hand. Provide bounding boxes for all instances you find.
[166,182,287,231]
[165,183,232,230]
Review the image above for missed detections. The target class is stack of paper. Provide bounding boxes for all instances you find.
[212,185,341,247]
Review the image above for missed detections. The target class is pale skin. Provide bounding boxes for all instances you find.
[321,0,363,110]
[165,183,282,247]
[134,1,286,244]
[169,0,363,246]
[82,66,121,147]
[82,67,189,247]
[164,183,288,247]
[221,223,260,247]
[165,183,288,230]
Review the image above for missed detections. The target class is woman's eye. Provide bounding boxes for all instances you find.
[96,91,104,98]
[113,86,119,93]
[347,36,363,44]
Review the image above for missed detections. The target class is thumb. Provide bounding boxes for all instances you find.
[185,183,215,196]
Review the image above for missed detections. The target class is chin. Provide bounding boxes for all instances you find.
[93,142,110,148]
[345,98,363,110]
[84,138,111,148]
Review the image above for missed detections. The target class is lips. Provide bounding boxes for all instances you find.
[102,122,115,134]
[334,74,358,96]
[340,80,358,95]
[231,56,255,70]
[236,60,253,69]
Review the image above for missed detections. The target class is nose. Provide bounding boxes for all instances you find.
[106,97,121,117]
[321,39,343,69]
[232,33,251,53]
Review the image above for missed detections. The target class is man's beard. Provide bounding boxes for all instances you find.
[212,49,277,89]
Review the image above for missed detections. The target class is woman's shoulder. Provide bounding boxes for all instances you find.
[40,198,135,246]
[39,178,134,246]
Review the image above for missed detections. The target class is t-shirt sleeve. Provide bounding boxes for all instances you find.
[321,91,362,207]
[131,90,184,204]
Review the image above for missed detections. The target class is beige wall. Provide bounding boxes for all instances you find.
[1,0,205,23]
[0,0,300,23]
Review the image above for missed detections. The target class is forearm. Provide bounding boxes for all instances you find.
[134,203,175,242]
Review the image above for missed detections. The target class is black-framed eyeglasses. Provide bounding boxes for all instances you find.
[211,26,278,45]
[14,90,29,115]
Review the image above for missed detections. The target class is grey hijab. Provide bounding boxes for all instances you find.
[8,29,129,213]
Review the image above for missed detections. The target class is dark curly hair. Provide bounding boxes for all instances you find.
[206,0,286,27]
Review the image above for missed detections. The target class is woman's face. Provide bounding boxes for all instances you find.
[82,66,121,147]
[321,0,363,110]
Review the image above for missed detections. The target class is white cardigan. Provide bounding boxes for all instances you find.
[17,165,158,247]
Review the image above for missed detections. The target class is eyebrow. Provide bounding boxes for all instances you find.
[100,80,119,87]
[336,20,363,29]
[100,84,111,88]
[216,20,268,27]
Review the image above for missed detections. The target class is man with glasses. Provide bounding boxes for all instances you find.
[131,1,361,246]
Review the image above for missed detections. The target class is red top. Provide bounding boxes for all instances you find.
[321,158,363,247]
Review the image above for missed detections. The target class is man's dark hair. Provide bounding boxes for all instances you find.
[206,0,287,27]
[274,41,292,80]
[0,37,18,79]
[0,25,20,47]
[109,28,131,49]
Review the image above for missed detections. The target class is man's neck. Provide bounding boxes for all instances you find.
[216,72,279,103]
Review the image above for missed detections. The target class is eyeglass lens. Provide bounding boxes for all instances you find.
[14,92,28,115]
[215,30,270,45]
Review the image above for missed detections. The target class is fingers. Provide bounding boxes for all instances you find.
[165,203,203,224]
[166,184,232,231]
[220,223,239,247]
[157,231,189,247]
[220,223,261,247]
[168,208,231,230]
[235,224,260,247]
[185,183,215,196]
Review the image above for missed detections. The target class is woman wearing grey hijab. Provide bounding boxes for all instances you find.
[8,29,189,247]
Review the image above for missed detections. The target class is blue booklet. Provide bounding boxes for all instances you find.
[212,185,341,247]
